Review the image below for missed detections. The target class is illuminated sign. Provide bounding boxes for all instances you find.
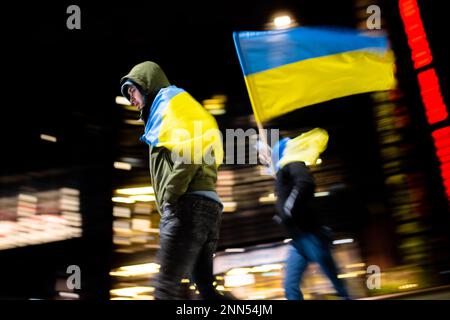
[417,69,448,124]
[399,0,432,69]
[399,0,450,200]
[432,127,450,198]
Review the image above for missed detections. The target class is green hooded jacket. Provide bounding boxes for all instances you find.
[121,61,218,213]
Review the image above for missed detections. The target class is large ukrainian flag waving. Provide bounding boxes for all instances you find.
[233,27,396,123]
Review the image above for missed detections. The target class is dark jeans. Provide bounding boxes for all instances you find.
[153,194,224,300]
[284,232,349,300]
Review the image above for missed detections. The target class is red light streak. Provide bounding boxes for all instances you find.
[417,69,449,124]
[399,0,450,201]
[399,0,433,69]
[432,127,450,199]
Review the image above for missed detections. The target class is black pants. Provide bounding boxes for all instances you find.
[153,194,224,300]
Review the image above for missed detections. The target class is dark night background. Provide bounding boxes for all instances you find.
[0,0,449,299]
[2,0,448,173]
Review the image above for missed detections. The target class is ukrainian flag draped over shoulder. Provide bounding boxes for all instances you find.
[272,128,329,171]
[233,27,396,123]
[141,86,223,166]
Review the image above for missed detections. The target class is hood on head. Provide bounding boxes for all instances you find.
[120,61,171,101]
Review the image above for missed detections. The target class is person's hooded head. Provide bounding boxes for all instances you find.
[120,61,171,122]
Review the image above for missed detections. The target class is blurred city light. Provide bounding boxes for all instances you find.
[251,264,283,273]
[113,161,132,170]
[115,96,131,105]
[124,119,144,126]
[273,15,292,29]
[129,195,156,202]
[0,188,82,250]
[58,292,80,299]
[225,248,246,253]
[225,274,255,287]
[222,201,237,212]
[226,268,252,276]
[314,191,330,197]
[116,186,154,195]
[110,263,160,277]
[346,263,366,269]
[110,286,154,298]
[337,271,367,279]
[112,197,135,204]
[332,238,354,245]
[40,134,57,143]
[259,193,276,203]
[398,283,418,290]
[113,206,131,218]
[203,94,227,116]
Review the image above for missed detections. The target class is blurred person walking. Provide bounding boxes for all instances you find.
[269,128,350,300]
[120,61,229,300]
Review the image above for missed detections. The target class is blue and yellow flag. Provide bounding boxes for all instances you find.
[141,86,223,166]
[233,27,396,123]
[272,128,329,171]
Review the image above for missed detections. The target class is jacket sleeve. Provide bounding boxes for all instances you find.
[163,160,201,204]
[282,162,315,219]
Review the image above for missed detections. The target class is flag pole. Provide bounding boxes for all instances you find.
[233,32,275,173]
[252,110,275,176]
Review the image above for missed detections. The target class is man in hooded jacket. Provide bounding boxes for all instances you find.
[271,129,350,300]
[120,61,227,300]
